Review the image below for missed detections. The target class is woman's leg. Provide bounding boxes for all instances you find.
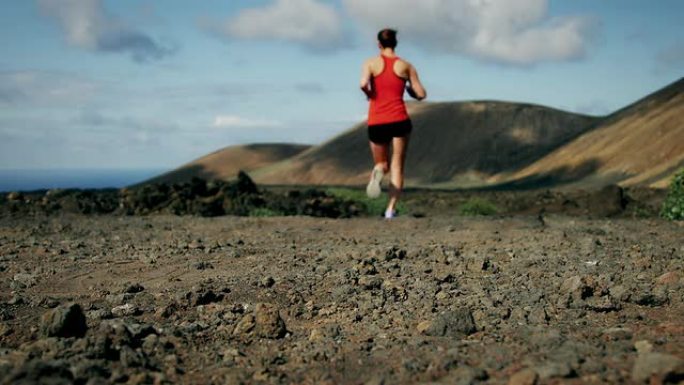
[369,140,390,173]
[387,134,410,213]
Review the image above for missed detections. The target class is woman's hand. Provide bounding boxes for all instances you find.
[407,65,426,100]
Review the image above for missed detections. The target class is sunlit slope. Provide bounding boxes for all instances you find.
[496,78,684,188]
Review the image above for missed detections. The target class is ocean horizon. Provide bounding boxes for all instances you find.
[0,168,168,193]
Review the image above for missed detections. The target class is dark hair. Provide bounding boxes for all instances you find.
[377,28,397,49]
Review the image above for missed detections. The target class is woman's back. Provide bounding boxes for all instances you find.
[368,55,409,125]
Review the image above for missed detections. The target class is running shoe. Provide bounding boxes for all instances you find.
[366,165,384,199]
[384,209,396,219]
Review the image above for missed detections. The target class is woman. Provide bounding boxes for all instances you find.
[360,28,426,219]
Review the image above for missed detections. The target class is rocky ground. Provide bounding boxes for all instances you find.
[1,190,683,384]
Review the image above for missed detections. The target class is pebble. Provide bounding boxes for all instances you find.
[633,340,653,354]
[260,276,275,288]
[112,303,139,317]
[425,309,477,337]
[12,273,38,289]
[123,283,145,294]
[416,320,432,334]
[533,361,574,380]
[358,276,383,290]
[508,368,538,385]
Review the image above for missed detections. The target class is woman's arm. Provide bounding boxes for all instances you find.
[360,60,374,99]
[407,64,426,100]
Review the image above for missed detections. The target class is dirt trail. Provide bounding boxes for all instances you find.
[1,214,683,384]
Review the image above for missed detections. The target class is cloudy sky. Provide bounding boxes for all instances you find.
[1,0,682,170]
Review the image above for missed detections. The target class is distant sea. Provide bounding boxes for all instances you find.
[0,169,167,192]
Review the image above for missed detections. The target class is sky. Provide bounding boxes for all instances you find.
[0,0,682,170]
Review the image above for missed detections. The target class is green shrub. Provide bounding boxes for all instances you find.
[326,187,406,217]
[458,197,499,216]
[661,168,684,221]
[248,207,283,217]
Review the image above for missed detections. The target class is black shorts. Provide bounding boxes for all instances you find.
[367,119,412,144]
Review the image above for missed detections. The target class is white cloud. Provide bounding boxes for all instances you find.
[204,0,344,50]
[343,0,595,65]
[37,0,175,62]
[213,115,282,129]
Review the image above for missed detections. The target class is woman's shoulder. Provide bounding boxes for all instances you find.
[395,57,412,67]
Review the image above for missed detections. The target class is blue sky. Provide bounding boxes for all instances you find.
[0,0,682,170]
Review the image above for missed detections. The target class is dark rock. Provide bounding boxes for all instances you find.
[236,171,258,195]
[71,360,111,383]
[124,283,145,294]
[425,309,477,337]
[384,246,406,261]
[585,296,621,312]
[189,288,223,306]
[260,276,276,288]
[193,261,214,270]
[40,303,88,338]
[585,185,626,217]
[632,288,668,306]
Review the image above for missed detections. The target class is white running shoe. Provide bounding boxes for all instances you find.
[366,165,384,199]
[384,209,396,219]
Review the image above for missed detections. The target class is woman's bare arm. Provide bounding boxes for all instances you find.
[407,64,426,100]
[360,60,374,99]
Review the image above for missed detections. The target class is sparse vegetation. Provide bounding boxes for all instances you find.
[326,187,407,217]
[458,197,499,216]
[660,168,684,221]
[248,207,283,217]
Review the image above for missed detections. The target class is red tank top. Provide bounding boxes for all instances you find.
[368,55,409,126]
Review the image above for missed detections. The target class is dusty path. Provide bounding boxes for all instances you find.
[1,214,683,384]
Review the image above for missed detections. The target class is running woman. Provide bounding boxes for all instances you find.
[360,28,426,219]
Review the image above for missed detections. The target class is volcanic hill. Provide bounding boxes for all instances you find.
[145,77,683,189]
[143,143,310,185]
[491,77,684,189]
[251,101,599,187]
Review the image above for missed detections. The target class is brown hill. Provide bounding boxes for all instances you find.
[142,143,310,185]
[493,77,684,189]
[251,102,599,186]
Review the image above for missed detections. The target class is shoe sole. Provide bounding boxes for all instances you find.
[366,167,384,198]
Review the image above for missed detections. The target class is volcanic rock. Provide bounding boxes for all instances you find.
[425,309,477,337]
[254,303,286,339]
[40,303,88,338]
